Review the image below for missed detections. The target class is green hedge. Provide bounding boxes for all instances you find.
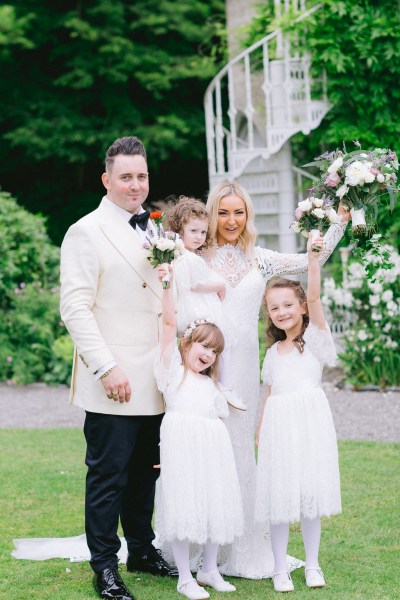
[0,191,73,384]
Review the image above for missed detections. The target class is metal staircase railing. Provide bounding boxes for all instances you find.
[204,2,329,185]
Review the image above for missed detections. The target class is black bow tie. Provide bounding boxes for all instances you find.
[129,211,150,231]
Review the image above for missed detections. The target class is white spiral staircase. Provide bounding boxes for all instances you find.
[204,0,330,251]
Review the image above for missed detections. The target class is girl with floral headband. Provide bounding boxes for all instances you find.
[154,263,243,600]
[168,195,246,411]
[255,235,341,593]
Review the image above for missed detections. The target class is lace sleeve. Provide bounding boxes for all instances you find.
[303,321,338,367]
[174,252,211,291]
[261,348,273,386]
[153,340,181,393]
[255,223,347,280]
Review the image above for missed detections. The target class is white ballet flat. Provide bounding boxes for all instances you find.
[225,389,247,411]
[178,578,210,600]
[197,569,236,592]
[272,571,294,593]
[305,567,326,588]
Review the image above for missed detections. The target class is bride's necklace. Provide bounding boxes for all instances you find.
[207,243,255,288]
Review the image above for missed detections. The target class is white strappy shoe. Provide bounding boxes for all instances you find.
[197,568,236,592]
[272,571,294,592]
[305,567,326,588]
[177,578,210,600]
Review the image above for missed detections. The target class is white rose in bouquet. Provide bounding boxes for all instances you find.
[311,208,325,219]
[298,199,313,211]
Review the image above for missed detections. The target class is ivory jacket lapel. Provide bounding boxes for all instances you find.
[97,200,161,300]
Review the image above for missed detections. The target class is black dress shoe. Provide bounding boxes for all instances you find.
[93,567,136,599]
[126,546,178,577]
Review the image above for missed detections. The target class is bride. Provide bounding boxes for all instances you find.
[195,181,348,578]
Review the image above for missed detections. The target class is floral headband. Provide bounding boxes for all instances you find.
[183,319,212,338]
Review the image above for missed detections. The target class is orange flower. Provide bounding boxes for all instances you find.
[150,211,163,220]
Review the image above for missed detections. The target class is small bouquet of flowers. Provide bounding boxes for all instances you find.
[143,211,185,288]
[303,143,399,236]
[291,196,341,252]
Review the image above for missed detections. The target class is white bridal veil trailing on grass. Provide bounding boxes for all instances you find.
[12,534,127,563]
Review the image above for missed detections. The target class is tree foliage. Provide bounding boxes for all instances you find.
[245,0,400,243]
[0,0,225,243]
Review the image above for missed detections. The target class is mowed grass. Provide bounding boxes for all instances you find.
[0,430,398,600]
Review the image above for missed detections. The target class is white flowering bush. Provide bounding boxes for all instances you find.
[322,247,400,388]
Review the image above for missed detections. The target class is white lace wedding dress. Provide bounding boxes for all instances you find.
[11,224,345,573]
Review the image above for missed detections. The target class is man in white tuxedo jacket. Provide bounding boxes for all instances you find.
[60,137,177,600]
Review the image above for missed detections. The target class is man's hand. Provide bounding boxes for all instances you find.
[101,366,131,403]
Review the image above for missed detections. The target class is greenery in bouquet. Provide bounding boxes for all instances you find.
[304,143,399,236]
[291,196,341,250]
[322,244,400,389]
[143,212,185,288]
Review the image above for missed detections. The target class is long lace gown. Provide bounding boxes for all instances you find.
[199,223,346,578]
[11,225,345,570]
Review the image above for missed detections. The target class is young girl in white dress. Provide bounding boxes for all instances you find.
[255,234,341,593]
[168,196,246,411]
[155,263,244,600]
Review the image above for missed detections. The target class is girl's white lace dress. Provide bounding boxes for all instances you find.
[154,342,243,544]
[255,322,342,525]
[173,250,228,338]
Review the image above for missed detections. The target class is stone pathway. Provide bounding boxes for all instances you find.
[1,382,399,442]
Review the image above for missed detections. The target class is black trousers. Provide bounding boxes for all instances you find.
[84,411,163,573]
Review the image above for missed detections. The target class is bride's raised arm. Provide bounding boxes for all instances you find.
[255,221,347,279]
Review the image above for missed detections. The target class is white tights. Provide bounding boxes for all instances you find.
[171,539,219,586]
[270,516,321,575]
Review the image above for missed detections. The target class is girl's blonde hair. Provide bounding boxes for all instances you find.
[264,277,309,353]
[179,322,225,383]
[168,195,210,247]
[206,181,257,256]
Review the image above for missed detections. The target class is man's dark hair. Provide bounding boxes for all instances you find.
[105,136,147,172]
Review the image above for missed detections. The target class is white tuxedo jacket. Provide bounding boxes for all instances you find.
[60,198,164,416]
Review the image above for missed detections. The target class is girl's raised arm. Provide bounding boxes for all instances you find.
[158,265,177,354]
[306,235,327,330]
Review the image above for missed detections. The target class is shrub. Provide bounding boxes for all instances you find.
[322,247,400,388]
[0,191,71,384]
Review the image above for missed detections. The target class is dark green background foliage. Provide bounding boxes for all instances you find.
[0,191,72,383]
[0,0,225,243]
[245,0,400,244]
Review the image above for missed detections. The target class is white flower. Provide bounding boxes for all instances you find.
[385,173,391,182]
[357,330,368,341]
[377,173,385,183]
[327,156,343,174]
[336,184,349,199]
[367,281,383,294]
[373,356,381,363]
[298,199,313,212]
[386,300,398,314]
[312,198,324,208]
[371,311,382,321]
[382,289,393,302]
[345,160,374,186]
[291,221,301,233]
[156,237,175,252]
[368,295,380,307]
[311,208,325,219]
[383,323,391,333]
[327,208,340,224]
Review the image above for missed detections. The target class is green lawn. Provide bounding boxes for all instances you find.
[0,430,398,599]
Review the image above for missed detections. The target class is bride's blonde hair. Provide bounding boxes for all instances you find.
[206,181,257,256]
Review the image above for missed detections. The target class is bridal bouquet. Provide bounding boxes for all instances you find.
[303,143,399,235]
[143,212,185,288]
[291,196,341,252]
